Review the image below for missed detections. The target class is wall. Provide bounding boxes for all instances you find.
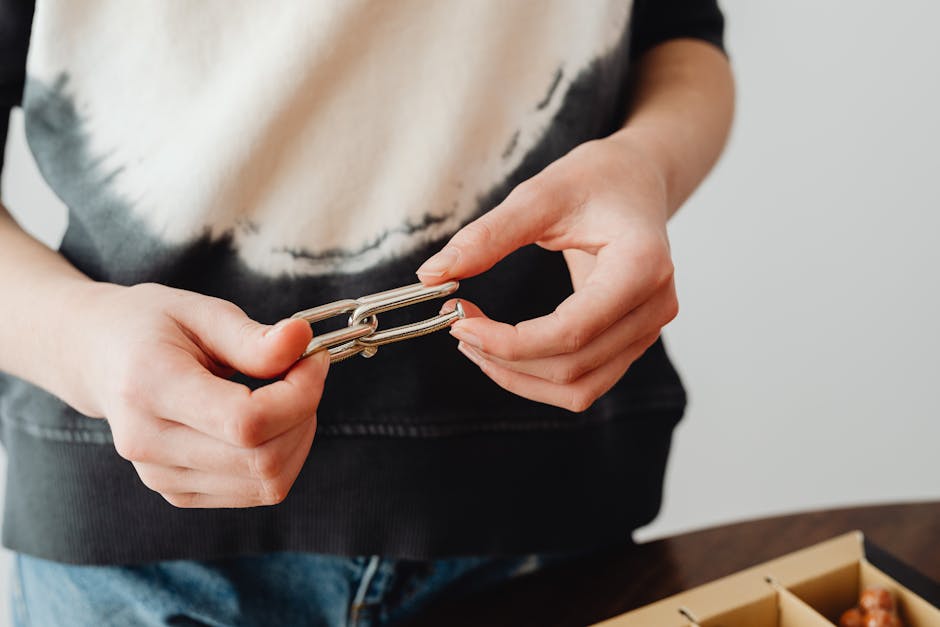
[638,0,940,540]
[1,0,938,618]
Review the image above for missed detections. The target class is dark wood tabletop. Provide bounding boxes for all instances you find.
[407,501,940,626]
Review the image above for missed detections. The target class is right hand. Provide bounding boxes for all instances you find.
[64,282,327,508]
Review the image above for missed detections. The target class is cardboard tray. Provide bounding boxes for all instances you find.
[594,532,940,626]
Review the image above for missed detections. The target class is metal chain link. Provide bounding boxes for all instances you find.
[290,281,464,363]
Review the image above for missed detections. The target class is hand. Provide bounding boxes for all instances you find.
[417,133,679,412]
[66,282,327,508]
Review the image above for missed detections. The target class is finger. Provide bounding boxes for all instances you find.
[135,462,264,503]
[169,292,313,379]
[149,349,329,447]
[125,415,314,479]
[242,349,329,446]
[143,416,317,508]
[449,243,674,361]
[457,332,660,412]
[160,493,261,509]
[141,416,315,502]
[457,283,677,384]
[416,176,569,283]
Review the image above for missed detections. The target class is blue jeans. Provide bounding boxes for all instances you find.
[11,551,554,626]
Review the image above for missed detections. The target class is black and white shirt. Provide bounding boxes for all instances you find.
[0,0,724,564]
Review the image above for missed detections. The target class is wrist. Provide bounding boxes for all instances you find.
[40,280,126,417]
[607,126,675,218]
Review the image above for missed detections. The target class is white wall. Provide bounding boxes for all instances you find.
[638,0,940,539]
[1,0,938,618]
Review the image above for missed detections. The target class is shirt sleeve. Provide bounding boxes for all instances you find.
[629,0,726,60]
[0,0,35,176]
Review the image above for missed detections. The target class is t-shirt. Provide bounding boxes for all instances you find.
[0,0,724,564]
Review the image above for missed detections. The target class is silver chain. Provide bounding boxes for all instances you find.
[290,281,464,363]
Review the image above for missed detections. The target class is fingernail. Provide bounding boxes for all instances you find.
[457,341,483,364]
[450,326,482,350]
[417,247,459,278]
[312,348,331,368]
[264,319,292,337]
[438,300,462,316]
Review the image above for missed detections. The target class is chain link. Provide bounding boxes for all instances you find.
[290,281,464,363]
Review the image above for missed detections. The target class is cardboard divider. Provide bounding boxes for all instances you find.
[776,587,840,626]
[594,561,774,626]
[788,559,940,626]
[599,586,838,627]
[786,562,859,622]
[697,588,834,627]
[695,593,776,626]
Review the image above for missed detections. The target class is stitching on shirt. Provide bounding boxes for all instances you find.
[0,400,683,443]
[0,419,115,443]
[318,398,684,438]
[320,385,684,419]
[0,387,684,442]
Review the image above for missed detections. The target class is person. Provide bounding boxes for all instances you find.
[0,0,734,625]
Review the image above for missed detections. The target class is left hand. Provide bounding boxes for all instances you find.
[417,132,680,412]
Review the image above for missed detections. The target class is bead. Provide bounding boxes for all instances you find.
[860,587,896,613]
[839,607,864,627]
[863,608,902,627]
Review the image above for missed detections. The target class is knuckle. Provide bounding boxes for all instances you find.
[566,389,597,413]
[511,176,552,208]
[641,332,661,350]
[163,493,197,509]
[550,361,584,385]
[657,259,676,288]
[238,317,262,343]
[196,293,242,320]
[126,282,163,301]
[455,219,494,251]
[261,478,291,505]
[551,310,587,354]
[138,467,170,493]
[564,328,586,353]
[215,297,247,318]
[663,294,680,323]
[135,468,158,491]
[630,235,672,280]
[646,244,675,285]
[228,406,266,448]
[113,432,147,462]
[547,311,585,354]
[114,368,150,410]
[252,447,283,481]
[489,338,517,362]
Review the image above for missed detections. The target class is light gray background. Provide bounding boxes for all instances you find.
[1,0,938,619]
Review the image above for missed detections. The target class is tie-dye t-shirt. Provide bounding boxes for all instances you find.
[0,1,723,564]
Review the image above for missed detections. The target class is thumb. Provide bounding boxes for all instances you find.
[416,179,558,283]
[175,298,313,379]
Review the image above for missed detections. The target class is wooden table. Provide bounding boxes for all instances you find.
[407,501,940,626]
